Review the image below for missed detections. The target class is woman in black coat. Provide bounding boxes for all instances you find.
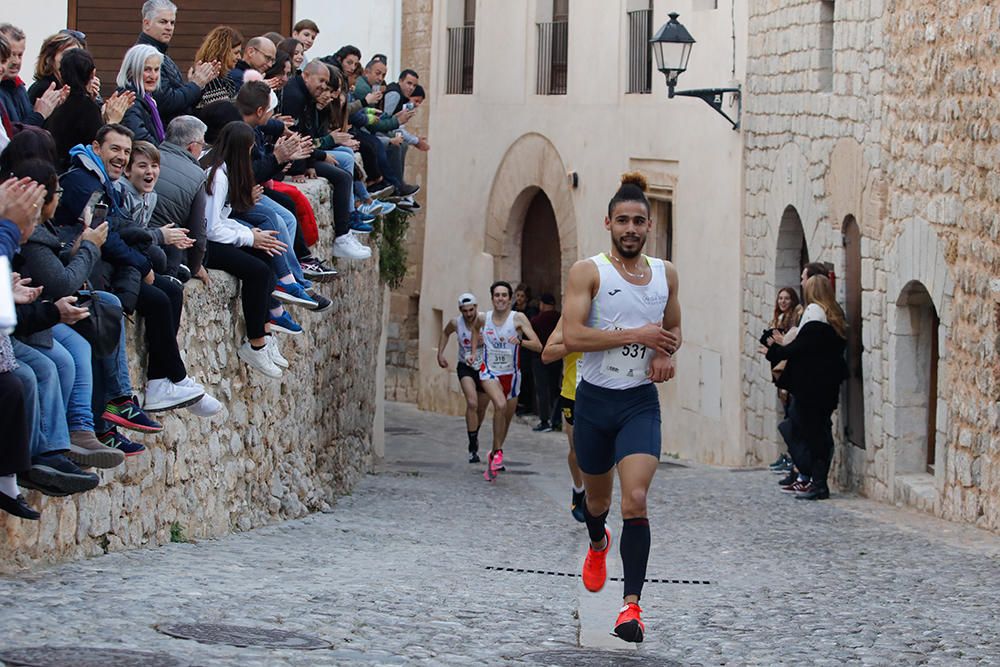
[765,275,848,500]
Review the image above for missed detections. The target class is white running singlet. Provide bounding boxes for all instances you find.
[456,315,483,367]
[480,309,520,377]
[579,253,670,390]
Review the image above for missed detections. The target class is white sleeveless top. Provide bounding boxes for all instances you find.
[580,253,670,390]
[482,309,520,375]
[456,314,483,367]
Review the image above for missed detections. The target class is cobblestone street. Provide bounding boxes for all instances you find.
[2,401,999,666]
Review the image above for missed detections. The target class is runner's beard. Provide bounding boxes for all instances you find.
[613,232,647,259]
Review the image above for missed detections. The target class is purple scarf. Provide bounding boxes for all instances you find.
[144,93,165,143]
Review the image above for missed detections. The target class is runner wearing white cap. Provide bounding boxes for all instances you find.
[437,292,490,462]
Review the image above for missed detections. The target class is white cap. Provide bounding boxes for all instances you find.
[458,292,477,307]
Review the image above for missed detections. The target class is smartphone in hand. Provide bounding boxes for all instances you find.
[91,203,109,227]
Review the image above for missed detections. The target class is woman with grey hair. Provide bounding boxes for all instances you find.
[117,44,167,144]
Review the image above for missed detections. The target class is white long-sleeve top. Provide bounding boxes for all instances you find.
[203,164,255,247]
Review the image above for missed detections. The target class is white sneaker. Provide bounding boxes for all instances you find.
[332,234,371,260]
[176,376,223,417]
[238,342,283,379]
[143,378,205,412]
[267,336,290,368]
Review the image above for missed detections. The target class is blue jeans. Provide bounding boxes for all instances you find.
[12,338,69,455]
[90,291,133,433]
[252,196,309,286]
[31,324,94,433]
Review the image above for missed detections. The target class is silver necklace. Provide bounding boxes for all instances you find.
[610,254,647,280]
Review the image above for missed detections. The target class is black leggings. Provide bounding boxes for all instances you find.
[0,371,30,475]
[204,242,276,340]
[136,274,186,382]
[311,161,352,237]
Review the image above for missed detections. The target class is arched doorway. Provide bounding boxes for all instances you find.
[775,205,808,298]
[891,281,940,477]
[842,215,865,448]
[520,191,562,303]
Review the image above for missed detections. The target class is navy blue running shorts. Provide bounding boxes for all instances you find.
[573,380,661,475]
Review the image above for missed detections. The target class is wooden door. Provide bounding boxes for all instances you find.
[69,0,292,98]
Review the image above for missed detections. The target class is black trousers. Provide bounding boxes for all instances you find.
[780,397,834,486]
[532,356,563,425]
[0,371,30,475]
[311,161,352,237]
[204,242,276,340]
[136,274,186,382]
[350,128,382,182]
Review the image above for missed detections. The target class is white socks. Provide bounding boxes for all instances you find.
[0,474,19,499]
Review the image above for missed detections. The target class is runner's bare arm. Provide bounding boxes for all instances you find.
[662,262,681,352]
[436,318,457,368]
[649,263,681,382]
[515,312,543,353]
[562,260,673,355]
[541,317,567,363]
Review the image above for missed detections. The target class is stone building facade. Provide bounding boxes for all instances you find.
[743,0,1000,531]
[0,182,387,572]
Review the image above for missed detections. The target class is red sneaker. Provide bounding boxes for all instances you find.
[613,602,645,643]
[581,526,612,592]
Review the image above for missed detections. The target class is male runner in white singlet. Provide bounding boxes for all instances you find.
[436,293,489,462]
[562,173,681,643]
[473,281,542,482]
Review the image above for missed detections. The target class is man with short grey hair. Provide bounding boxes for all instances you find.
[151,115,209,281]
[0,23,65,127]
[136,0,219,124]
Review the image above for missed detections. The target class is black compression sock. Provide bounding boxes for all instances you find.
[582,501,609,546]
[620,517,651,600]
[468,431,478,452]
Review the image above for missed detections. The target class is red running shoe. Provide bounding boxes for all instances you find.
[581,526,612,592]
[613,602,645,643]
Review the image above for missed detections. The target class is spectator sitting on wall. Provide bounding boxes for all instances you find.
[27,31,83,105]
[0,25,67,129]
[281,61,370,261]
[136,0,219,124]
[44,49,133,170]
[229,37,277,92]
[277,38,305,75]
[263,51,292,106]
[151,115,210,282]
[291,20,320,64]
[193,26,243,110]
[118,45,168,145]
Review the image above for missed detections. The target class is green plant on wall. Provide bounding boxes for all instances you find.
[373,208,413,289]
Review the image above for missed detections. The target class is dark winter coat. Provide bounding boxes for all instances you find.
[766,320,848,413]
[137,32,202,124]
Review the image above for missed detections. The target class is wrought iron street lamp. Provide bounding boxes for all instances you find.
[651,12,741,130]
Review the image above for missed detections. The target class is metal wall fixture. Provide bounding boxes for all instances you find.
[651,12,742,130]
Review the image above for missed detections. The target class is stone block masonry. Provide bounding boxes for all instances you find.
[0,180,386,572]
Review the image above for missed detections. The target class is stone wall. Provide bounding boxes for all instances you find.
[385,0,433,404]
[0,180,386,572]
[744,0,1000,532]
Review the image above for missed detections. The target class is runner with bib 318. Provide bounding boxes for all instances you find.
[562,172,682,644]
[473,281,542,482]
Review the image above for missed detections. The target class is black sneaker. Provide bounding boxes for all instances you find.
[468,450,481,463]
[368,182,395,199]
[795,483,830,500]
[0,492,41,520]
[396,183,420,197]
[571,489,585,523]
[777,471,797,486]
[24,453,99,495]
[532,421,552,433]
[300,257,339,281]
[305,290,333,313]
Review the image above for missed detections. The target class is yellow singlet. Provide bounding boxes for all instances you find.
[560,352,583,401]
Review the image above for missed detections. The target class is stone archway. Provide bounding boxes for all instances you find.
[883,219,955,513]
[775,205,808,297]
[484,133,578,291]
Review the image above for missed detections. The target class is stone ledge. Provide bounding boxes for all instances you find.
[0,179,385,573]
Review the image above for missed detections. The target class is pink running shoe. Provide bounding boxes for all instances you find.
[484,450,497,482]
[491,449,504,474]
